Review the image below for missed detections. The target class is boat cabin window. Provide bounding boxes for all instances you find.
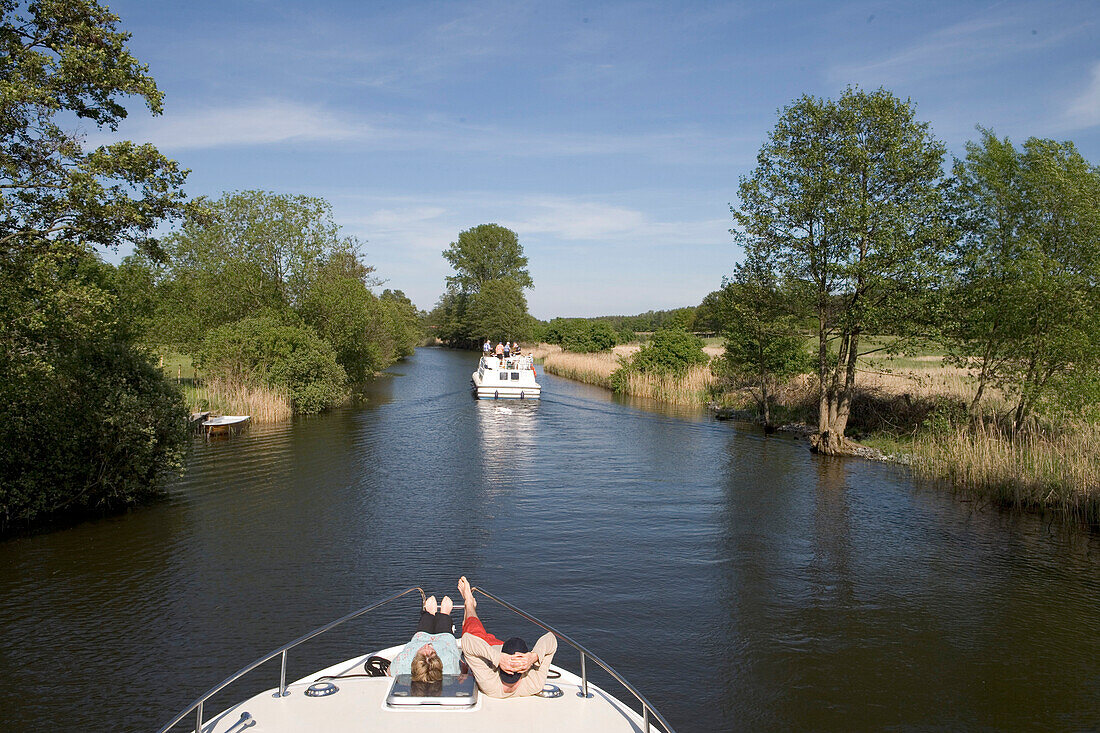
[511,372,520,379]
[386,674,478,709]
[499,373,509,381]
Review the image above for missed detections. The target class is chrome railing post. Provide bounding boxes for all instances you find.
[644,704,650,732]
[194,701,203,733]
[578,653,592,698]
[273,649,289,698]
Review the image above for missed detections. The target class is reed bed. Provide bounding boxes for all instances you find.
[183,378,292,423]
[616,363,719,405]
[909,422,1100,527]
[538,346,620,387]
[535,343,718,405]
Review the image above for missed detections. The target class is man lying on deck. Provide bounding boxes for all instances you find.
[457,575,558,698]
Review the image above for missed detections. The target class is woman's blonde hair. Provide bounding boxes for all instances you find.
[411,651,443,683]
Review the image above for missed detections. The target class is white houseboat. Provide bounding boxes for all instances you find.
[472,354,541,399]
[157,586,674,733]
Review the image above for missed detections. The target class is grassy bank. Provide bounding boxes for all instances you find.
[531,343,721,405]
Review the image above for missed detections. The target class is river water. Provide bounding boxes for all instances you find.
[1,347,1097,731]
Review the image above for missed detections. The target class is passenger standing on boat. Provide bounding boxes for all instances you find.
[457,576,558,698]
[495,341,505,363]
[503,341,511,359]
[389,595,461,681]
[512,342,521,356]
[483,339,492,355]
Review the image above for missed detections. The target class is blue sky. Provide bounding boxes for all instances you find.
[97,0,1100,318]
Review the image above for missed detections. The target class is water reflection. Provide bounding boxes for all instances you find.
[475,400,539,486]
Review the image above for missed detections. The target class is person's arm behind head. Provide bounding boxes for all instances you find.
[515,632,558,696]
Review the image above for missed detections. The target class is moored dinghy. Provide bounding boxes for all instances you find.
[158,586,673,733]
[472,355,541,399]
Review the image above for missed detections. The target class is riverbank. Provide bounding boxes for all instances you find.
[533,343,1099,529]
[531,342,722,405]
[715,373,1100,528]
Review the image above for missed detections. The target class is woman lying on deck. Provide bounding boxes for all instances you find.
[389,595,461,682]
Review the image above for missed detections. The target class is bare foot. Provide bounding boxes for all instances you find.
[424,595,438,615]
[441,595,453,615]
[457,576,476,610]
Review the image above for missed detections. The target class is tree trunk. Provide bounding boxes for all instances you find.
[761,375,771,431]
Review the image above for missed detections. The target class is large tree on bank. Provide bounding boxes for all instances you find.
[0,1,192,531]
[945,130,1100,430]
[733,87,948,454]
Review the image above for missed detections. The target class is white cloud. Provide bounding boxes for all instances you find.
[87,100,372,150]
[504,198,647,240]
[829,14,1072,87]
[1064,61,1100,130]
[85,98,752,167]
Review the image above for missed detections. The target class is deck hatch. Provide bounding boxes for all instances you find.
[386,674,478,709]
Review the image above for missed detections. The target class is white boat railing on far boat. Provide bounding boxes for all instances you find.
[157,585,675,733]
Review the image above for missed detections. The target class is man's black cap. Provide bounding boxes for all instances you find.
[498,637,529,684]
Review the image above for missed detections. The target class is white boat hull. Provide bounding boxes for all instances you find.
[472,355,541,400]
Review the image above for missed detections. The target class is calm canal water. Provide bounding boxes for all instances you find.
[1,347,1098,731]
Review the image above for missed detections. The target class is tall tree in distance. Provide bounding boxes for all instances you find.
[435,223,533,346]
[443,223,532,293]
[733,87,948,454]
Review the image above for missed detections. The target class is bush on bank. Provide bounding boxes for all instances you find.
[541,318,619,353]
[197,316,348,415]
[0,339,189,532]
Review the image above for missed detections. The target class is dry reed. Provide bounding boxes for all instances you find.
[909,422,1100,526]
[185,378,292,423]
[535,342,718,405]
[617,364,719,405]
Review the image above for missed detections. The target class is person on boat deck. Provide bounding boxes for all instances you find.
[457,575,558,698]
[483,339,492,355]
[389,595,461,681]
[495,341,505,362]
[503,341,511,358]
[512,342,521,356]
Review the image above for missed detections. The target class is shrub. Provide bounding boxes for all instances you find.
[0,341,189,531]
[198,316,347,414]
[627,328,708,373]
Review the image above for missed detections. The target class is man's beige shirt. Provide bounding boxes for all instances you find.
[460,631,558,698]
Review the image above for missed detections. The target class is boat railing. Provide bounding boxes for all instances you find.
[156,586,426,733]
[158,585,675,733]
[473,585,676,733]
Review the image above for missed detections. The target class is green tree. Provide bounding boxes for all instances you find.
[159,190,364,346]
[0,1,192,532]
[619,328,708,378]
[713,260,810,429]
[945,130,1100,430]
[379,289,423,359]
[443,223,532,294]
[464,278,531,343]
[734,87,947,454]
